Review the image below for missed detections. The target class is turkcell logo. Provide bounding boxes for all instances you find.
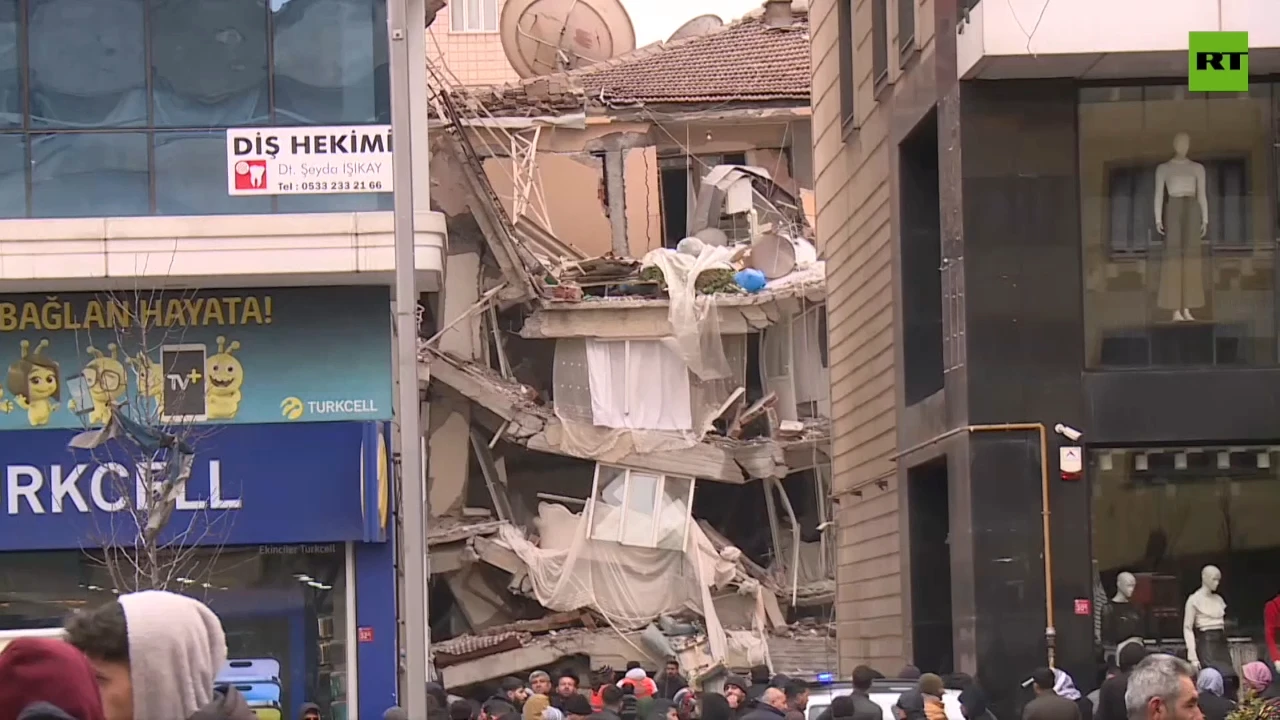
[279,396,379,421]
[1189,31,1248,92]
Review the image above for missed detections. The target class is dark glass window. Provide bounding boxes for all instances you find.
[0,0,390,218]
[0,133,24,216]
[272,0,389,125]
[30,132,149,217]
[155,131,273,215]
[0,0,19,129]
[149,0,270,128]
[27,0,147,128]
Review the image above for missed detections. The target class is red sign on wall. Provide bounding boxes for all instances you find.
[1074,598,1091,616]
[357,627,375,643]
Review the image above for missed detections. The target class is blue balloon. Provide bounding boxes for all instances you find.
[735,268,768,293]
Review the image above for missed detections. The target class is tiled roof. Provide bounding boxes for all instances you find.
[464,6,810,115]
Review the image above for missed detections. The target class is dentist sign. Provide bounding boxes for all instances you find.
[226,125,394,196]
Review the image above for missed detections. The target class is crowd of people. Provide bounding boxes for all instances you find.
[4,589,1280,720]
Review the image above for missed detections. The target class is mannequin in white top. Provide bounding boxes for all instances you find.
[1154,132,1209,321]
[1184,565,1229,672]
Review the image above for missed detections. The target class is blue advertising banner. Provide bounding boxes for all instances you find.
[0,286,391,430]
[0,422,385,551]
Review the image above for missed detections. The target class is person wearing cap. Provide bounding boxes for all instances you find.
[1024,668,1081,720]
[723,676,749,715]
[0,637,107,720]
[1096,641,1149,720]
[918,674,947,720]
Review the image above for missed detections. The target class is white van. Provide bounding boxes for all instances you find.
[0,627,65,655]
[806,680,966,720]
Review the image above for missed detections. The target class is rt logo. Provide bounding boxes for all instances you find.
[1188,31,1248,92]
[280,397,305,420]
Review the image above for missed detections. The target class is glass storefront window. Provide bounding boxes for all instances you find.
[1079,84,1278,368]
[0,0,19,128]
[1091,447,1280,678]
[0,0,390,218]
[0,544,350,718]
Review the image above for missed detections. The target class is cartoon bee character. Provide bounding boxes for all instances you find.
[128,352,164,405]
[5,339,60,426]
[206,336,243,420]
[83,344,127,426]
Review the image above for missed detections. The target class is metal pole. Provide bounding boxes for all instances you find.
[387,0,429,714]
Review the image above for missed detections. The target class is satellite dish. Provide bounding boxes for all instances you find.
[500,0,637,79]
[668,14,723,42]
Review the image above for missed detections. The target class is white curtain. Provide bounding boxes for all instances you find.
[586,339,693,431]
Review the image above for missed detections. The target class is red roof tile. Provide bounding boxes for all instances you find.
[471,8,810,114]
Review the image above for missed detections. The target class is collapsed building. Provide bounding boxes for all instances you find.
[420,0,831,692]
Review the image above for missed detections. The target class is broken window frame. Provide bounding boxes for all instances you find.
[585,464,695,552]
[760,304,831,421]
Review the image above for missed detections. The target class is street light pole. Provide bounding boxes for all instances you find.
[387,0,429,716]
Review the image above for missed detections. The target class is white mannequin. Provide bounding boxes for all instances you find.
[1113,572,1136,604]
[1154,132,1209,321]
[1184,565,1227,670]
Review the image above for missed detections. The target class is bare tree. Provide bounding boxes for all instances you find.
[63,288,236,593]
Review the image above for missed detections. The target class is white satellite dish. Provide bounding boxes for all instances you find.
[668,14,723,42]
[500,0,637,79]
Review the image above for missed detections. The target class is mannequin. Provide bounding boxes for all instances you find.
[1105,572,1144,644]
[1154,132,1209,322]
[1184,565,1230,674]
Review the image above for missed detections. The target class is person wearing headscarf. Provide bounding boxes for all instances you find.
[1196,668,1234,720]
[1053,668,1092,720]
[526,694,553,720]
[1243,661,1279,704]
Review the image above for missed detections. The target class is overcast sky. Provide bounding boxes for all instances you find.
[622,0,765,45]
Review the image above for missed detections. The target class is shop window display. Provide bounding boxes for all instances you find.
[1091,447,1280,680]
[0,544,349,718]
[1079,84,1278,368]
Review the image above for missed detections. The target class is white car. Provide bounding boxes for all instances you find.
[806,680,966,720]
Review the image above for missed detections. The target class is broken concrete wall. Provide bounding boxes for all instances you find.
[428,395,472,518]
[483,148,661,258]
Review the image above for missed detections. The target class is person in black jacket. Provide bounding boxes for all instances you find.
[656,660,689,701]
[747,668,773,705]
[740,688,789,720]
[1096,640,1148,720]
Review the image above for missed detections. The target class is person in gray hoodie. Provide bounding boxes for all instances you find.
[64,590,255,720]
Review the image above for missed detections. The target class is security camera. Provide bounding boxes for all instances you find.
[1054,424,1083,442]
